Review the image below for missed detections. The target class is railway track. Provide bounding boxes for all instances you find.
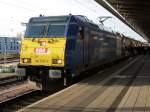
[0,82,62,112]
[0,57,22,85]
[0,56,139,112]
[0,76,26,85]
[0,58,19,64]
[0,80,40,112]
[0,81,37,104]
[0,60,19,64]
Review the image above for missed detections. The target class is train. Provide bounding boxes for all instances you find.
[0,37,20,60]
[17,15,147,90]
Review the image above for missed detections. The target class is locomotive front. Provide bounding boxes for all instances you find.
[18,16,69,88]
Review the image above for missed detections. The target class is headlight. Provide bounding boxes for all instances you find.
[22,58,31,63]
[52,59,62,64]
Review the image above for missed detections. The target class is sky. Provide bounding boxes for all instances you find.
[0,0,147,42]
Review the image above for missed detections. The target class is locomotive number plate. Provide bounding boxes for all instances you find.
[34,48,48,54]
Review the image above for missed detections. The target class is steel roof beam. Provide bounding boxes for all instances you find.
[112,6,150,12]
[107,0,150,4]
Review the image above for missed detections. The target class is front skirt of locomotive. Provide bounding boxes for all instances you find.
[16,65,66,90]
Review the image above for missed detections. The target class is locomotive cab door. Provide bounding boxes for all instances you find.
[75,26,85,74]
[79,26,85,64]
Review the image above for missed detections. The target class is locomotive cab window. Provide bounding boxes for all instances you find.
[25,23,47,38]
[47,21,67,37]
[25,16,69,38]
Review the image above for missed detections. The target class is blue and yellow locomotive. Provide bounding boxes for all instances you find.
[18,15,142,89]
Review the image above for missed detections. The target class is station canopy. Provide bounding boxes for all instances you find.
[96,0,150,42]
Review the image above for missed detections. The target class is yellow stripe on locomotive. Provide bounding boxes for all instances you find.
[20,37,66,67]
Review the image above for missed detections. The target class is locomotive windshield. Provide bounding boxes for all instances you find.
[47,22,67,37]
[25,16,69,38]
[25,23,47,38]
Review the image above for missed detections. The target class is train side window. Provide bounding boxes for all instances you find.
[77,27,84,40]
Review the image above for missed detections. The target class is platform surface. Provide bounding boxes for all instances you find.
[19,55,150,112]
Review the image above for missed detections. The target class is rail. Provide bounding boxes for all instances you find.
[0,76,25,85]
[0,81,38,103]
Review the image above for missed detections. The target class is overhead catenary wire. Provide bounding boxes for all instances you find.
[11,0,35,7]
[74,0,100,17]
[9,0,44,13]
[0,0,40,13]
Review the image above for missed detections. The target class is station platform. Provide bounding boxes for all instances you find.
[18,55,150,112]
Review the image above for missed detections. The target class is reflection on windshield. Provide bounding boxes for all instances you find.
[25,21,67,38]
